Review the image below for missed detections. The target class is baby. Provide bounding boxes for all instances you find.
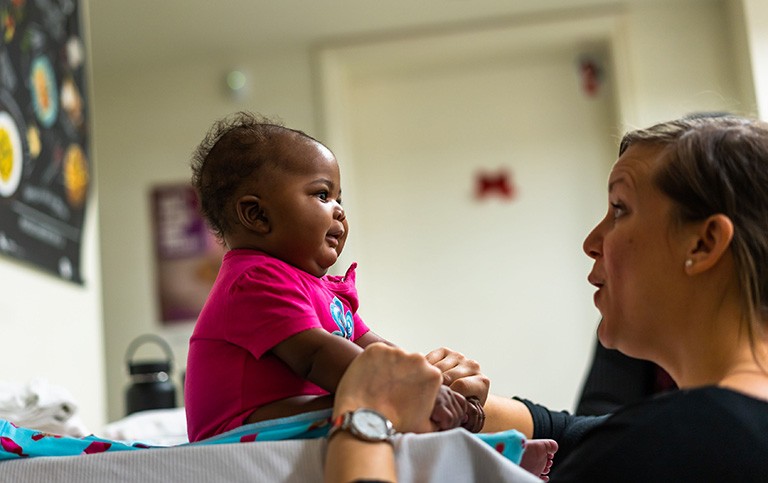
[184,112,481,442]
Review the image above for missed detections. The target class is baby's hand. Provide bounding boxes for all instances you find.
[461,396,485,433]
[430,385,468,431]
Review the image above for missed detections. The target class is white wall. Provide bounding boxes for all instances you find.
[741,0,768,118]
[617,0,752,126]
[0,196,106,431]
[724,0,758,115]
[88,0,751,421]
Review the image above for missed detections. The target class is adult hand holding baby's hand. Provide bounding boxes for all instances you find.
[334,343,442,434]
[426,347,490,405]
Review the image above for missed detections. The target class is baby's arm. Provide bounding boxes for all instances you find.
[267,329,469,431]
[354,330,392,347]
[271,328,363,392]
[245,329,362,423]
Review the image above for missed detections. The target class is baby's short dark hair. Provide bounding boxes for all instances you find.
[191,111,316,240]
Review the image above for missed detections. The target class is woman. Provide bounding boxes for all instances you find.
[334,115,768,482]
[478,115,768,481]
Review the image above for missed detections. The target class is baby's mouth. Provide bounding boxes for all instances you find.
[326,229,344,247]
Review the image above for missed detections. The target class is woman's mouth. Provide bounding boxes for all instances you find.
[587,273,604,289]
[588,274,604,306]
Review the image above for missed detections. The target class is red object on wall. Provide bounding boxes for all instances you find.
[580,58,601,97]
[475,169,516,200]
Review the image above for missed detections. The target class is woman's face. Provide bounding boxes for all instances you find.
[583,143,690,359]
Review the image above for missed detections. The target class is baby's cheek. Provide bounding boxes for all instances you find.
[336,234,348,255]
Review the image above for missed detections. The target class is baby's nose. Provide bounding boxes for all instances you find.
[334,203,346,221]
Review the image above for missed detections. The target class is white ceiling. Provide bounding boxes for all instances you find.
[85,0,669,70]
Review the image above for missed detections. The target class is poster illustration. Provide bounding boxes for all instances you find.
[0,0,90,284]
[151,184,224,324]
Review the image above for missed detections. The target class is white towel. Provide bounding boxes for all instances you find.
[0,379,89,437]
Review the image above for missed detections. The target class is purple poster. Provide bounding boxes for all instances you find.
[151,184,224,324]
[0,0,90,283]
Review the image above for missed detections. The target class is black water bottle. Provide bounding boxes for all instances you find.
[125,334,177,415]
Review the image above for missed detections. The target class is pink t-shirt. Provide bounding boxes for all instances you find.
[185,249,370,442]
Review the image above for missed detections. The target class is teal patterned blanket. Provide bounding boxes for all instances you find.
[0,409,525,464]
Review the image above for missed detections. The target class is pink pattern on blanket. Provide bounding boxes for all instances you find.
[240,433,258,442]
[83,441,112,454]
[1,437,28,458]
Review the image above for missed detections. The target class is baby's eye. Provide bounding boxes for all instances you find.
[316,191,329,201]
[336,197,343,206]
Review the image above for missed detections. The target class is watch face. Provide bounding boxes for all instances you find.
[351,409,392,440]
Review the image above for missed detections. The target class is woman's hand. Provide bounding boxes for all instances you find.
[334,343,442,434]
[329,343,440,482]
[426,347,490,405]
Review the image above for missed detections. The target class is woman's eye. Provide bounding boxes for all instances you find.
[610,202,626,219]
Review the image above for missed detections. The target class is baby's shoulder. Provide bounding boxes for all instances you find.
[225,253,305,289]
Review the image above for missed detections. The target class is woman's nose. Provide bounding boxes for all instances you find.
[583,219,604,259]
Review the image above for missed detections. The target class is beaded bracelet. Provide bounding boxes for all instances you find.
[462,396,486,433]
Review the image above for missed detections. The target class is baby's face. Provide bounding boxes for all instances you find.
[260,138,348,277]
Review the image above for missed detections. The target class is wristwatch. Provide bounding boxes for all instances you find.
[327,408,396,443]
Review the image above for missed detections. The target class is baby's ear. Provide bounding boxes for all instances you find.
[235,195,270,234]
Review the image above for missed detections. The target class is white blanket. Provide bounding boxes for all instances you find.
[1,428,540,482]
[0,379,88,437]
[99,407,188,446]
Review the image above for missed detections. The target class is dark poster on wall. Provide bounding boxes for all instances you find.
[151,184,225,324]
[0,0,90,284]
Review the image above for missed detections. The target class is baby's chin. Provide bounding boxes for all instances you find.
[308,256,339,277]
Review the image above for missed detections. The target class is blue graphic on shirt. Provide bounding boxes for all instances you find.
[330,297,354,339]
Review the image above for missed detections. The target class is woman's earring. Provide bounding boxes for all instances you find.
[685,259,693,269]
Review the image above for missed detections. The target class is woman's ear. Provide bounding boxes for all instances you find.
[685,214,734,274]
[235,195,270,234]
